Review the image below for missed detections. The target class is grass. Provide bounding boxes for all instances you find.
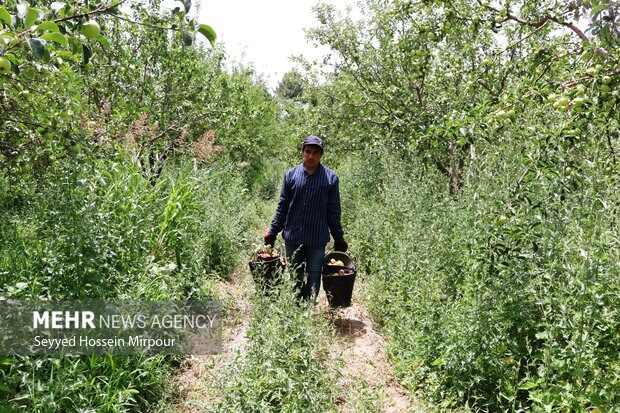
[337,144,620,412]
[212,279,339,413]
[0,154,260,412]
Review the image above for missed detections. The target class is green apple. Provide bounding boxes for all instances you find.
[572,97,585,107]
[575,84,586,95]
[601,75,612,85]
[586,67,598,76]
[0,56,10,75]
[81,20,100,39]
[556,96,569,107]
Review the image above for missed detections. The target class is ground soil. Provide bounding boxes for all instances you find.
[317,286,428,413]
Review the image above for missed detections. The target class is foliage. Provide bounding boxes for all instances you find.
[213,286,338,413]
[0,354,170,413]
[336,124,619,411]
[276,69,305,101]
[0,0,215,74]
[0,153,259,410]
[305,0,619,196]
[286,0,620,410]
[1,0,619,410]
[0,0,219,186]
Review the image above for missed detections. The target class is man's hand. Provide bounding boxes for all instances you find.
[334,238,348,252]
[264,232,277,247]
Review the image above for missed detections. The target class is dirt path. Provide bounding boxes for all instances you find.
[317,286,427,413]
[170,268,253,413]
[170,267,426,412]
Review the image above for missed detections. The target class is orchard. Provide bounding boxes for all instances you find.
[1,0,619,412]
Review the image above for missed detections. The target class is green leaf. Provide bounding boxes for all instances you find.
[591,3,606,17]
[518,379,539,390]
[82,43,91,64]
[24,7,40,29]
[95,35,110,51]
[197,23,216,46]
[28,37,48,61]
[0,6,11,26]
[0,356,14,366]
[37,21,60,33]
[41,32,67,47]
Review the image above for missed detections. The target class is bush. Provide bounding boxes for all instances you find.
[214,284,338,413]
[0,152,261,411]
[337,144,620,411]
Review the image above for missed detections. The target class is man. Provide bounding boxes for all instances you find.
[264,135,348,300]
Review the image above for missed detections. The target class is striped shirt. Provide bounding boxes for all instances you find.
[269,163,344,246]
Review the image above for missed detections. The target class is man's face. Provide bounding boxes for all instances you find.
[302,145,323,167]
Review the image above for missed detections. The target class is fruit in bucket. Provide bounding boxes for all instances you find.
[257,245,279,260]
[329,258,345,266]
[338,269,345,275]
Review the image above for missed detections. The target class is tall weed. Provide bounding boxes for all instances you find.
[338,144,620,411]
[214,283,338,413]
[0,153,259,411]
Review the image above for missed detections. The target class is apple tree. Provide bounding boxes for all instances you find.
[305,0,618,196]
[0,0,216,182]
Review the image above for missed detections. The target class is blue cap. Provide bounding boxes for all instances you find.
[302,135,324,153]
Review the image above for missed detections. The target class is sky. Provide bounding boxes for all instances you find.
[200,0,356,90]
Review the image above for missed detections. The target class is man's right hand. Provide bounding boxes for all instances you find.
[264,232,276,247]
[334,238,348,252]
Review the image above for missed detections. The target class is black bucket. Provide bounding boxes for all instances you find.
[249,255,286,293]
[322,252,357,308]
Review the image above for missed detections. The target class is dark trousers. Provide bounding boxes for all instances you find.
[285,242,325,300]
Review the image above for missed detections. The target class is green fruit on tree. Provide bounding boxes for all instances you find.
[599,84,610,94]
[586,67,598,76]
[0,56,10,75]
[547,93,557,103]
[572,97,585,107]
[8,37,19,48]
[555,97,569,108]
[575,84,586,95]
[601,75,612,85]
[81,20,100,39]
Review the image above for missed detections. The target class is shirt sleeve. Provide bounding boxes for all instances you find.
[327,174,344,241]
[269,172,292,235]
